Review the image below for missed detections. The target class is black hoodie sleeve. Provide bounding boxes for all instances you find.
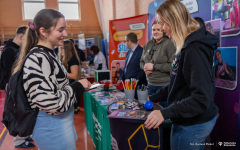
[149,85,169,101]
[2,47,18,80]
[161,44,213,120]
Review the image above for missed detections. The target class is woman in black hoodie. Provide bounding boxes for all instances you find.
[144,0,219,149]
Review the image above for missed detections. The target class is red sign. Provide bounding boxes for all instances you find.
[109,14,148,84]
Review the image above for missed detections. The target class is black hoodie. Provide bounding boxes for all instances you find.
[150,27,219,126]
[0,39,20,89]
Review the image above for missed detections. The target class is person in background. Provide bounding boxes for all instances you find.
[69,38,87,68]
[115,62,123,83]
[59,40,82,114]
[89,45,107,70]
[0,26,36,148]
[230,0,240,28]
[59,40,81,84]
[140,21,176,107]
[194,17,206,28]
[0,46,4,60]
[215,50,235,80]
[144,1,219,149]
[212,0,225,21]
[0,26,27,90]
[13,8,91,149]
[116,32,146,89]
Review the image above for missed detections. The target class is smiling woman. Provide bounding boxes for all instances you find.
[12,8,91,150]
[139,21,176,105]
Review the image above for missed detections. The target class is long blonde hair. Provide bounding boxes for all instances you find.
[156,0,199,54]
[13,9,64,74]
[59,40,80,69]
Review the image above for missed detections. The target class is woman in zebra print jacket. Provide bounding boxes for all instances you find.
[12,9,91,150]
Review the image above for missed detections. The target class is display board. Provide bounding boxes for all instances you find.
[109,14,148,84]
[148,0,240,149]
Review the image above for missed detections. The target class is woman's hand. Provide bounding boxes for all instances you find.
[116,80,122,86]
[144,110,164,129]
[144,63,154,71]
[144,63,154,75]
[78,79,91,89]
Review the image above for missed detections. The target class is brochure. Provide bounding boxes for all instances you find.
[100,99,117,105]
[107,109,149,120]
[88,83,104,90]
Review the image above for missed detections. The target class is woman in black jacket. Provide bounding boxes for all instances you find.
[144,0,219,149]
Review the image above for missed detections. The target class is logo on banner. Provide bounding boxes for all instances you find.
[92,113,102,141]
[181,0,199,13]
[129,23,146,30]
[117,42,128,58]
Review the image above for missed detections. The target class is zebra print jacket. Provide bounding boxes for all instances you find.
[23,45,85,115]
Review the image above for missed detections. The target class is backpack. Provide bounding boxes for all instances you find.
[1,47,54,137]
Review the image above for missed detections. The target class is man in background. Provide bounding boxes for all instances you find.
[117,32,146,90]
[0,26,36,148]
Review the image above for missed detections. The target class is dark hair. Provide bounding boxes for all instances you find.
[13,9,65,74]
[194,17,206,29]
[215,50,221,54]
[16,26,27,35]
[126,32,138,44]
[69,38,74,44]
[89,45,100,55]
[116,62,120,65]
[34,9,64,38]
[152,20,159,26]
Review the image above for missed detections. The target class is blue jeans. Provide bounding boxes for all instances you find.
[147,84,168,107]
[170,115,217,150]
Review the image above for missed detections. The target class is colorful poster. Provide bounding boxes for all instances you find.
[214,47,238,90]
[111,60,125,84]
[148,0,240,148]
[109,14,148,84]
[85,38,95,61]
[211,0,240,37]
[205,19,222,47]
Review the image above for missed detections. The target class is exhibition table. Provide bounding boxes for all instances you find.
[84,90,172,150]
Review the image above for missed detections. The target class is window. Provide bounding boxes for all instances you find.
[23,0,45,20]
[58,0,80,20]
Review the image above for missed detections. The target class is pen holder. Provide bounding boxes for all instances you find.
[137,90,148,104]
[124,90,135,102]
[104,85,109,91]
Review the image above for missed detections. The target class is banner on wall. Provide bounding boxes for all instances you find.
[205,19,221,47]
[211,0,240,37]
[109,14,148,84]
[214,47,238,90]
[148,0,240,147]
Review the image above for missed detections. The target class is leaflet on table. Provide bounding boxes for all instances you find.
[93,91,110,96]
[100,99,117,105]
[95,96,114,101]
[87,83,104,90]
[109,91,125,99]
[88,88,100,93]
[111,103,120,110]
[107,109,149,120]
